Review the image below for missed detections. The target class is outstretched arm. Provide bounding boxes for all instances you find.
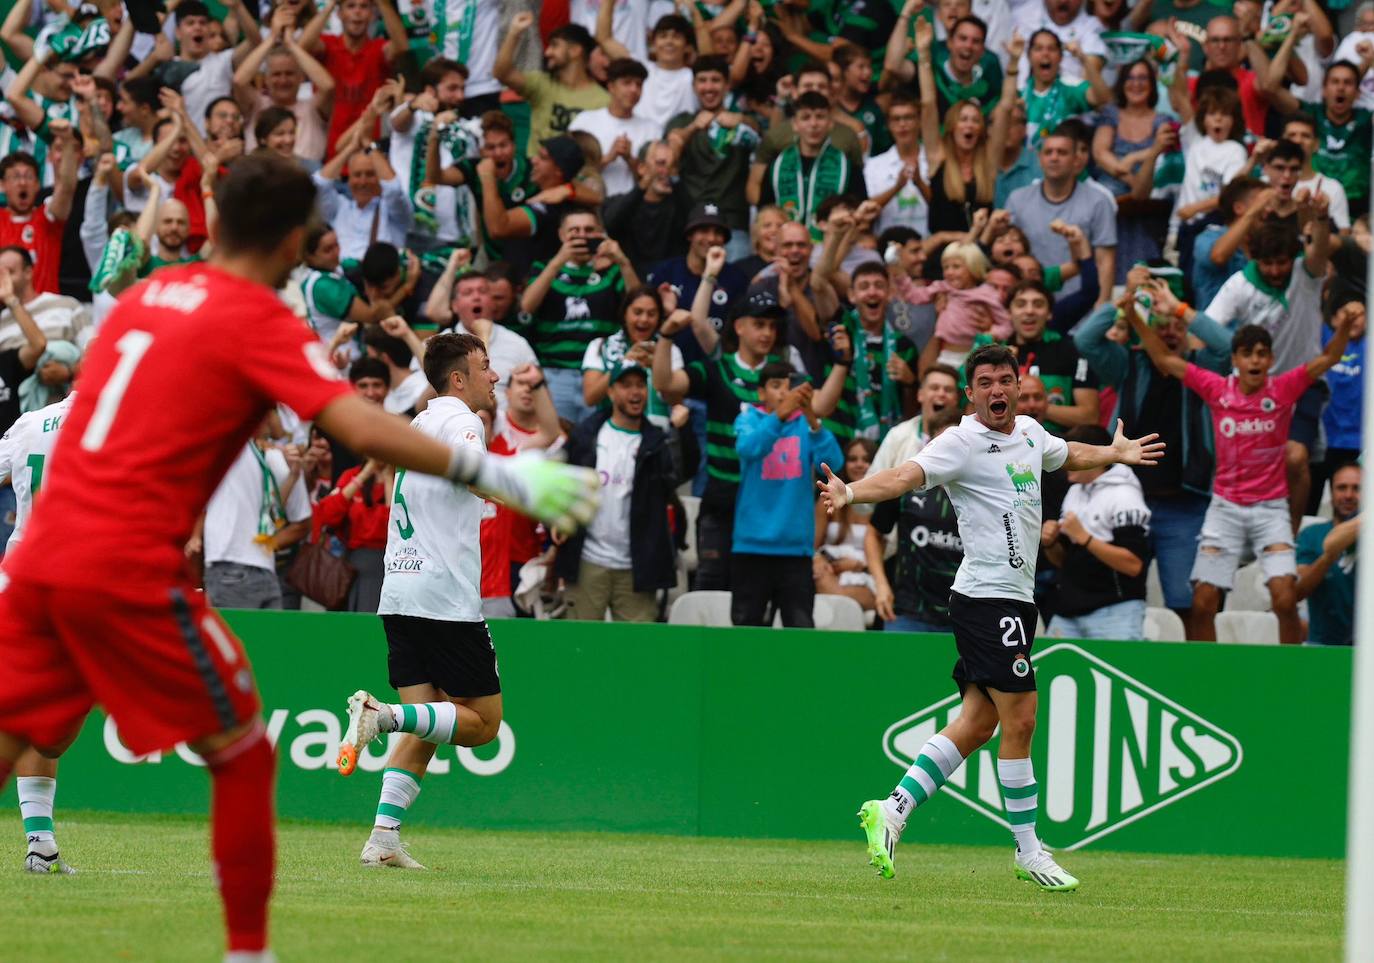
[494,12,534,94]
[818,459,926,514]
[1123,286,1189,380]
[1062,418,1165,471]
[1306,307,1353,381]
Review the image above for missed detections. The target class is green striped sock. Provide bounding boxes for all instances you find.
[998,758,1041,854]
[375,768,422,830]
[17,776,57,842]
[394,702,458,745]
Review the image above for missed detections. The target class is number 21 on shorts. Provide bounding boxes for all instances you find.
[1000,615,1028,647]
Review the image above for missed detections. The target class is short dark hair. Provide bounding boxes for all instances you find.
[1195,68,1240,96]
[816,193,859,221]
[1113,58,1159,109]
[964,343,1018,383]
[365,327,412,369]
[420,56,467,88]
[887,90,920,115]
[1282,112,1318,138]
[922,362,961,386]
[832,44,867,71]
[793,59,830,85]
[652,13,694,42]
[559,206,601,228]
[1250,219,1302,261]
[878,226,922,247]
[483,260,519,287]
[348,356,389,384]
[253,105,295,145]
[122,75,162,111]
[1066,424,1111,446]
[1028,28,1061,51]
[988,261,1022,281]
[851,261,889,285]
[692,54,729,78]
[423,331,487,391]
[950,14,988,40]
[548,22,596,56]
[1325,60,1363,85]
[795,90,831,113]
[0,152,40,180]
[204,94,240,121]
[759,360,793,384]
[1050,117,1093,149]
[0,245,33,268]
[1265,138,1305,167]
[361,242,401,285]
[1218,175,1264,225]
[481,110,515,138]
[607,57,648,83]
[1009,278,1052,305]
[214,153,317,254]
[176,0,211,22]
[1231,324,1273,354]
[305,222,335,256]
[92,75,117,102]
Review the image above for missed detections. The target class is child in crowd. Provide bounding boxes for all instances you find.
[904,242,1011,369]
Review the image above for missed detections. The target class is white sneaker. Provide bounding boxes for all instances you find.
[337,690,384,776]
[360,828,427,870]
[1014,848,1079,892]
[224,951,278,962]
[24,836,76,874]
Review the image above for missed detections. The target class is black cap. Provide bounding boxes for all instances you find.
[540,136,585,182]
[608,360,649,384]
[684,201,729,236]
[729,285,786,322]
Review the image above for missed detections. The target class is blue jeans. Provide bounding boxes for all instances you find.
[1147,492,1209,610]
[686,397,709,497]
[545,367,592,425]
[0,484,15,557]
[884,614,950,634]
[726,229,753,262]
[1047,599,1147,641]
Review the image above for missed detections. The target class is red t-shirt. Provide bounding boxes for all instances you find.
[319,35,391,158]
[1190,67,1269,138]
[4,264,352,593]
[0,202,66,294]
[479,412,546,599]
[312,464,391,549]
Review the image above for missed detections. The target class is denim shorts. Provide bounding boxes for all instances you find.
[1047,599,1146,641]
[1191,496,1295,589]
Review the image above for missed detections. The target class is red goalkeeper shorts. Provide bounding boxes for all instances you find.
[0,575,261,754]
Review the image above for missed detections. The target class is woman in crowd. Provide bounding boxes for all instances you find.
[582,286,685,428]
[813,437,879,613]
[312,457,393,613]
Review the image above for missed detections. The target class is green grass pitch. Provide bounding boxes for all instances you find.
[1,813,1343,962]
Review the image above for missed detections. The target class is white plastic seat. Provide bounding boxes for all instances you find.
[679,495,700,574]
[1223,562,1271,612]
[1143,606,1186,642]
[1215,610,1280,645]
[667,590,733,626]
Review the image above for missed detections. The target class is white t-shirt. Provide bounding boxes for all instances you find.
[181,50,235,136]
[0,393,72,554]
[911,414,1069,602]
[868,414,927,476]
[1012,4,1107,81]
[1203,258,1324,374]
[204,443,312,571]
[580,335,682,428]
[569,107,664,196]
[1333,32,1374,111]
[1298,172,1350,230]
[580,420,641,569]
[378,396,487,620]
[385,369,432,415]
[638,63,697,129]
[456,320,538,410]
[1176,132,1248,224]
[569,0,676,63]
[864,146,931,237]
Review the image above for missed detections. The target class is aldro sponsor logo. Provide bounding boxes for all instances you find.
[1218,415,1277,438]
[881,644,1242,850]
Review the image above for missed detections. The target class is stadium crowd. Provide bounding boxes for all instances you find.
[0,0,1366,644]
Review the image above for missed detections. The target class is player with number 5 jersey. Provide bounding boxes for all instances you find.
[818,344,1165,895]
[0,155,600,963]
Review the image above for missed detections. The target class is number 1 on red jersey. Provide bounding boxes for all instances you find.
[80,329,154,452]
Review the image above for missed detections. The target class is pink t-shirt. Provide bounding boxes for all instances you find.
[1184,364,1311,506]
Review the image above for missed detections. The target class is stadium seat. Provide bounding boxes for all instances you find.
[1145,560,1164,608]
[1215,610,1280,645]
[1223,563,1271,612]
[667,590,734,626]
[808,594,867,632]
[1299,514,1326,532]
[1143,606,1186,642]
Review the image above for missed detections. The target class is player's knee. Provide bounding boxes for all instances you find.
[468,713,501,747]
[1000,713,1036,747]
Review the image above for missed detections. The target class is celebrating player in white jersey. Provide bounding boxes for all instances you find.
[0,393,76,873]
[819,344,1164,893]
[335,332,514,869]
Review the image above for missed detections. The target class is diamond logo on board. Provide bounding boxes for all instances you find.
[881,643,1243,850]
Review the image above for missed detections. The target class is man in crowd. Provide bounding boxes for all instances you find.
[557,362,684,622]
[568,58,659,199]
[868,363,962,473]
[315,126,413,261]
[495,14,607,150]
[603,140,694,272]
[646,203,749,367]
[758,92,868,238]
[0,136,78,296]
[424,262,536,409]
[1193,175,1267,311]
[0,257,50,436]
[303,0,409,156]
[365,319,431,417]
[1296,461,1360,646]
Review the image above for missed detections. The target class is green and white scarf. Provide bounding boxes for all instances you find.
[435,0,478,63]
[89,228,146,294]
[1243,260,1290,309]
[409,118,475,232]
[249,442,287,547]
[846,313,903,440]
[36,15,110,63]
[772,138,848,241]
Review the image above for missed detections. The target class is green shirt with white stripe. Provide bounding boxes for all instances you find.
[685,352,782,509]
[526,260,624,369]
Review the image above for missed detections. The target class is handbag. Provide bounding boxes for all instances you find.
[286,531,357,611]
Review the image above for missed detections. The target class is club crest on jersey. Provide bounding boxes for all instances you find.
[1005,462,1037,493]
[1012,654,1030,678]
[1021,430,1035,448]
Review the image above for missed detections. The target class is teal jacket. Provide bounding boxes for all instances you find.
[1073,303,1232,498]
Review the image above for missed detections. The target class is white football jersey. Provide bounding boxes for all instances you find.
[377,396,487,622]
[0,394,73,555]
[911,414,1069,603]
